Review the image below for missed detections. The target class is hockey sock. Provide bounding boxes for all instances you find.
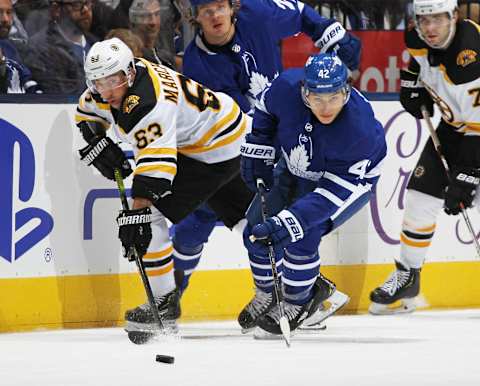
[399,189,443,269]
[248,252,283,292]
[172,242,203,292]
[144,209,175,296]
[282,250,321,305]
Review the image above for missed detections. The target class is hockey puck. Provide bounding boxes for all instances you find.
[156,354,175,364]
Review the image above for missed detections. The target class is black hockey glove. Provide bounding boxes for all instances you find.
[444,167,480,215]
[79,136,132,180]
[399,70,434,119]
[78,121,106,144]
[240,133,275,192]
[117,207,152,260]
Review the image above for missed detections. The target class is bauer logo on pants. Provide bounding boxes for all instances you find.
[0,119,53,263]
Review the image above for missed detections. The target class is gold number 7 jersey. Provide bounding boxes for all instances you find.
[76,58,249,185]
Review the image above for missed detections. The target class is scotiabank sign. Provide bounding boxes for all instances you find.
[282,31,408,93]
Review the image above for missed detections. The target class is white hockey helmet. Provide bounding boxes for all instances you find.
[84,38,135,91]
[413,0,458,49]
[414,0,457,17]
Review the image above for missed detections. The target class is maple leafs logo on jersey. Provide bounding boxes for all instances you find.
[283,146,323,181]
[456,50,477,67]
[123,95,140,114]
[249,72,270,99]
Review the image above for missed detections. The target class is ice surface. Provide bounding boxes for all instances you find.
[1,310,480,386]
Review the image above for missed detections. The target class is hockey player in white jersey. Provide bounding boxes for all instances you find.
[75,37,253,343]
[240,53,386,335]
[370,0,480,314]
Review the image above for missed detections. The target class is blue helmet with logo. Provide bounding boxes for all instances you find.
[302,53,351,107]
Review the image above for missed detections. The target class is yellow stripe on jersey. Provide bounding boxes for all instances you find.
[178,105,243,155]
[179,113,246,155]
[407,48,428,57]
[74,113,109,128]
[439,64,454,85]
[142,59,160,100]
[133,164,177,176]
[466,19,480,33]
[446,120,480,133]
[136,147,177,161]
[182,104,240,149]
[143,245,174,260]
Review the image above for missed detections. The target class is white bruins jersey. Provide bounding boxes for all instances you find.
[406,20,480,135]
[75,58,248,185]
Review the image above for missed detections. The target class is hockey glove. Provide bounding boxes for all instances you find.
[78,121,107,144]
[444,167,480,215]
[240,133,275,192]
[246,210,305,256]
[399,70,434,119]
[79,136,132,181]
[314,21,361,70]
[117,207,152,260]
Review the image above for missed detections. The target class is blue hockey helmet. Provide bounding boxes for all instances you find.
[302,53,351,107]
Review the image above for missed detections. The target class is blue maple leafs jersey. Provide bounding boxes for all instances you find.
[183,0,340,114]
[254,68,387,229]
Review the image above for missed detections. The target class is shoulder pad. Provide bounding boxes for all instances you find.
[117,65,156,133]
[442,20,480,84]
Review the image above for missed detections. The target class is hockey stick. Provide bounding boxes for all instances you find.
[420,106,480,259]
[114,169,165,331]
[256,179,291,347]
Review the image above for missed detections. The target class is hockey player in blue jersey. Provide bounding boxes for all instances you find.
[172,0,361,300]
[239,53,386,335]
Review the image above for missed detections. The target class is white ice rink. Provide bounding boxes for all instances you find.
[2,310,480,386]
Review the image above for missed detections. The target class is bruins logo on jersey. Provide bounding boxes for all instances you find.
[414,165,425,178]
[123,95,140,114]
[456,50,477,67]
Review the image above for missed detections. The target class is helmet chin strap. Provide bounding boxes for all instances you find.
[126,66,136,87]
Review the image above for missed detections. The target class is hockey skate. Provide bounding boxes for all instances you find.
[125,288,181,344]
[369,261,421,315]
[255,274,349,338]
[300,274,350,330]
[238,287,276,333]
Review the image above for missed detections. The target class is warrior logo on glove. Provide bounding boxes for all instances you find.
[117,207,153,260]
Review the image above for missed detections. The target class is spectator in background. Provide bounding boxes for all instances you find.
[0,0,41,93]
[113,0,180,67]
[129,0,174,67]
[19,0,97,94]
[459,1,480,22]
[105,27,144,56]
[13,0,49,38]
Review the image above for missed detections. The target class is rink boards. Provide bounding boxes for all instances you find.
[1,100,480,332]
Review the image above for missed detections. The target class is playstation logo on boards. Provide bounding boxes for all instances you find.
[0,119,54,263]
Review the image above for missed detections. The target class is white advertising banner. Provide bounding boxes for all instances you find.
[1,101,478,279]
